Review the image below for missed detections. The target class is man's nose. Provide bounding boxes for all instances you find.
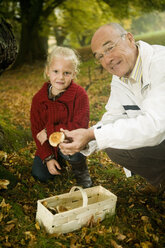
[102,53,112,65]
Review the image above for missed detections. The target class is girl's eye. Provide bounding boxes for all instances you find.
[64,72,71,76]
[54,70,58,73]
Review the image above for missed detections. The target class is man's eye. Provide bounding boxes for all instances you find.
[96,55,103,61]
[106,46,113,52]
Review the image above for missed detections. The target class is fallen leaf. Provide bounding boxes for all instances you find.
[116,233,126,241]
[152,234,159,242]
[70,238,77,247]
[110,239,123,248]
[140,241,153,248]
[85,234,91,244]
[0,179,10,190]
[24,231,36,242]
[35,221,40,230]
[0,199,12,212]
[141,216,149,222]
[0,151,7,161]
[0,212,3,222]
[6,218,17,225]
[4,235,12,247]
[5,224,15,232]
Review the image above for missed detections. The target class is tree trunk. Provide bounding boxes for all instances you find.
[13,23,48,67]
[13,0,47,67]
[0,18,17,74]
[54,27,68,46]
[12,0,66,68]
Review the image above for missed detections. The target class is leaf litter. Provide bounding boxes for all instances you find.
[0,63,164,247]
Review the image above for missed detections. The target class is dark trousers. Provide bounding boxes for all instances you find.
[105,140,165,187]
[32,151,85,182]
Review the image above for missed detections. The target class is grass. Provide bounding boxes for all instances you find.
[0,31,165,247]
[135,30,165,46]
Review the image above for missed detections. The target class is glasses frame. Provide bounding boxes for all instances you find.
[94,33,127,64]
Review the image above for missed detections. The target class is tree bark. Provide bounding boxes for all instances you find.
[0,18,17,74]
[13,0,66,68]
[13,0,47,67]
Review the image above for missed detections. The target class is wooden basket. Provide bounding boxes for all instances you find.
[36,185,117,234]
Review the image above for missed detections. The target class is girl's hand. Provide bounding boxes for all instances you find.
[36,129,47,145]
[46,159,61,175]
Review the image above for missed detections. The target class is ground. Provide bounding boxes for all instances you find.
[0,57,164,248]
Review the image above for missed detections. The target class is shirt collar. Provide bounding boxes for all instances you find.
[48,84,63,101]
[120,47,142,84]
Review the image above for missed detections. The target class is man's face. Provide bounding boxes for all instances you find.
[91,25,138,78]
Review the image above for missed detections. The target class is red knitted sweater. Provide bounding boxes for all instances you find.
[30,81,89,160]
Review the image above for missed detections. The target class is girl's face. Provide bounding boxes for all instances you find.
[46,57,75,93]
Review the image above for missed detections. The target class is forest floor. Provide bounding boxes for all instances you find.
[0,59,164,248]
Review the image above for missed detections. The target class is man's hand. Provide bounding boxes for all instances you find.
[59,128,95,155]
[46,159,61,175]
[36,129,47,145]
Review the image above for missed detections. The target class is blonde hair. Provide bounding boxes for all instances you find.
[44,46,80,78]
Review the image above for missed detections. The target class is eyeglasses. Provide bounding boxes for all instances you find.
[94,33,127,64]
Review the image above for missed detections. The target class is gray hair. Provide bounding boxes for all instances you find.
[104,23,128,36]
[45,46,80,77]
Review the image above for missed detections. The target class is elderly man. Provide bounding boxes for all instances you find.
[60,23,165,194]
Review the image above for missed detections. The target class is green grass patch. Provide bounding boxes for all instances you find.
[135,30,165,45]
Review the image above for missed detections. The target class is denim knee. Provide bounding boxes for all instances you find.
[32,156,54,182]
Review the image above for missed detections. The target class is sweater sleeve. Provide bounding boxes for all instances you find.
[54,86,89,132]
[30,97,54,160]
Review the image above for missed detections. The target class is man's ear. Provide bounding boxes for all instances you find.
[126,32,135,44]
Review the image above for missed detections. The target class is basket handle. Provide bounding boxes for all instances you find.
[69,186,88,207]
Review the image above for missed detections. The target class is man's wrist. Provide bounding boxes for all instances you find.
[87,128,95,142]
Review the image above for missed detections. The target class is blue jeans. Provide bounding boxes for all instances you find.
[32,151,85,182]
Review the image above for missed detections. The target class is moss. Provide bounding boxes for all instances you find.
[0,114,32,152]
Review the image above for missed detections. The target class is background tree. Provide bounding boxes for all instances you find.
[0,0,66,67]
[51,0,116,48]
[130,11,165,35]
[102,0,165,15]
[0,0,165,67]
[0,17,17,74]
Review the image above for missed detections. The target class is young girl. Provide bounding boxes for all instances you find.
[30,46,92,188]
